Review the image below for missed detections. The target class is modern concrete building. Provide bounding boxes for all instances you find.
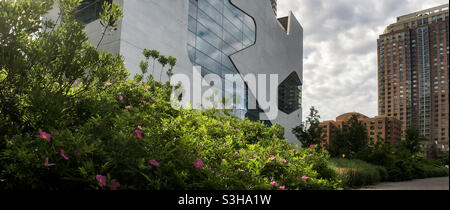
[47,0,303,145]
[320,112,403,147]
[377,4,449,153]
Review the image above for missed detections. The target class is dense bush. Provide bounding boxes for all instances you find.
[0,0,342,190]
[329,158,387,188]
[0,72,342,190]
[356,139,449,182]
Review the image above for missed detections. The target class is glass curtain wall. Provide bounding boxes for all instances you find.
[187,0,256,118]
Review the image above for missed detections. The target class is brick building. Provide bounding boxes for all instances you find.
[377,4,449,153]
[320,112,403,147]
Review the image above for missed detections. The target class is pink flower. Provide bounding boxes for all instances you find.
[268,161,272,165]
[125,105,132,109]
[271,181,277,186]
[151,97,155,101]
[144,88,149,92]
[138,125,143,130]
[280,186,285,190]
[291,149,295,153]
[227,124,231,129]
[149,160,160,167]
[302,176,308,181]
[310,144,315,149]
[253,155,258,159]
[141,100,147,104]
[104,82,112,86]
[39,131,51,142]
[109,181,120,190]
[237,168,244,172]
[269,156,275,161]
[146,102,151,105]
[281,159,287,163]
[309,154,313,157]
[193,158,204,169]
[96,175,107,188]
[236,128,239,132]
[118,95,123,101]
[60,149,69,160]
[45,157,56,167]
[135,130,143,140]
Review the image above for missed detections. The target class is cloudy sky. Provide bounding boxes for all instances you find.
[277,0,448,121]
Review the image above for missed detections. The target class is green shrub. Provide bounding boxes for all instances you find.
[329,158,386,188]
[423,165,449,178]
[0,77,342,190]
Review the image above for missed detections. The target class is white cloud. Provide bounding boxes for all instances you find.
[277,0,448,121]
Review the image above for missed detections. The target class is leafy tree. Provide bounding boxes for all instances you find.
[292,107,323,148]
[158,55,168,81]
[327,129,351,158]
[400,125,425,154]
[346,114,368,154]
[328,114,368,157]
[97,0,123,48]
[166,56,177,80]
[0,0,126,146]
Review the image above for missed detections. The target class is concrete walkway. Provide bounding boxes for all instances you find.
[358,177,449,190]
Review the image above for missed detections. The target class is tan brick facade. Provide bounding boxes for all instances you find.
[320,112,403,147]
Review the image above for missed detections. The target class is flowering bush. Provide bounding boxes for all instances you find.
[1,75,342,190]
[0,0,341,190]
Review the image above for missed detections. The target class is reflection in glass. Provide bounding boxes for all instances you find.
[187,0,256,118]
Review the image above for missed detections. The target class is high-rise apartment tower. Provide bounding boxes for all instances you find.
[377,4,449,153]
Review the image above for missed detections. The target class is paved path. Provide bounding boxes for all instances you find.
[358,177,449,190]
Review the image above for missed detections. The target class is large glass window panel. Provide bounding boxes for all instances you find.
[196,36,222,64]
[189,1,197,18]
[223,0,243,21]
[223,29,242,51]
[196,50,221,75]
[208,0,224,13]
[187,44,196,63]
[243,24,255,42]
[196,23,221,49]
[197,9,222,37]
[187,0,256,119]
[221,53,235,70]
[243,16,255,32]
[223,16,243,42]
[188,16,197,33]
[198,0,222,25]
[188,31,196,47]
[223,5,243,31]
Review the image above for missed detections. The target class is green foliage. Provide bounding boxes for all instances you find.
[97,0,123,48]
[328,114,368,158]
[0,0,341,190]
[0,75,342,190]
[355,137,448,182]
[329,158,387,188]
[292,107,323,148]
[400,125,425,154]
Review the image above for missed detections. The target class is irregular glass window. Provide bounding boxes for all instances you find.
[278,72,302,114]
[188,0,256,118]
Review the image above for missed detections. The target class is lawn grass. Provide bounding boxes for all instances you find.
[329,158,388,188]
